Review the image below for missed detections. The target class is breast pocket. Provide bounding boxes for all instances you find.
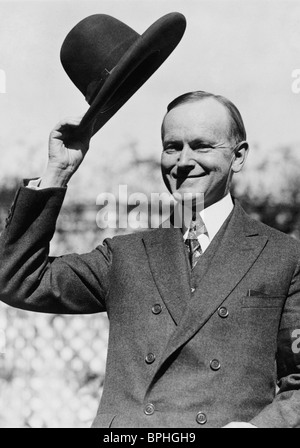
[242,295,286,308]
[240,294,287,357]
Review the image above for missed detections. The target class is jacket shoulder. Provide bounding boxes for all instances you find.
[243,209,300,254]
[107,228,157,246]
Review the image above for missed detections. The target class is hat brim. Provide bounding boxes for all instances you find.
[77,12,186,136]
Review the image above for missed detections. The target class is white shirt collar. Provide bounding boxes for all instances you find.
[182,193,234,242]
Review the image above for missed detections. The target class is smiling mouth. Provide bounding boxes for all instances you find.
[173,173,206,179]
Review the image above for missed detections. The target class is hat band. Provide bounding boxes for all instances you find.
[98,50,161,114]
[85,68,112,104]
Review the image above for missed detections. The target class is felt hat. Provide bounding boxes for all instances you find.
[60,12,187,136]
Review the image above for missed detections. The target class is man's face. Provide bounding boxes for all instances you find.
[161,98,236,208]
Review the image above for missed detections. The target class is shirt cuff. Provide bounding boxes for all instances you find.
[25,178,42,189]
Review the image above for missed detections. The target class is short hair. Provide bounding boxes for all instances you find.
[162,90,247,144]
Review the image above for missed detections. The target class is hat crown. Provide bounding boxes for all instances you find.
[60,14,139,96]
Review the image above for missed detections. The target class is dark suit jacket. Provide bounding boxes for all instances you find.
[0,186,300,428]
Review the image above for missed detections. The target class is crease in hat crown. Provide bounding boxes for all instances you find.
[61,15,140,99]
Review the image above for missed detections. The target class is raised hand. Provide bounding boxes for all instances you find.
[40,116,94,188]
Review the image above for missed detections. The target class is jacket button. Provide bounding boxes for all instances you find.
[210,359,221,371]
[152,304,162,315]
[196,412,207,425]
[144,403,155,415]
[145,353,156,364]
[218,306,228,318]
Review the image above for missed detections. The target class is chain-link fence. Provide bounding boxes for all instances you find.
[0,303,109,428]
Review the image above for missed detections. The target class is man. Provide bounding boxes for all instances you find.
[0,91,300,428]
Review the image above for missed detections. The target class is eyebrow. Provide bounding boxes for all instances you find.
[163,139,181,146]
[163,138,216,147]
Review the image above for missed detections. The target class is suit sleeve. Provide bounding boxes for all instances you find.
[250,256,300,428]
[0,186,112,314]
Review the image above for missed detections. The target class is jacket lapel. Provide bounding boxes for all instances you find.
[142,226,191,325]
[147,202,269,386]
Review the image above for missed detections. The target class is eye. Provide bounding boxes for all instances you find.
[163,148,178,154]
[192,143,214,153]
[163,143,181,154]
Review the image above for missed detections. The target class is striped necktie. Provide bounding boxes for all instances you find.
[185,214,207,269]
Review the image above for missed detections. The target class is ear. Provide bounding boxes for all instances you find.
[231,141,249,173]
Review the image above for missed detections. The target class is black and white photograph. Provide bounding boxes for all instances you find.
[0,0,299,429]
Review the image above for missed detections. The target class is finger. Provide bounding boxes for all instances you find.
[49,114,93,150]
[52,116,85,132]
[49,119,84,143]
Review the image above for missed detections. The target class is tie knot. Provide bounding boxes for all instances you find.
[187,214,207,240]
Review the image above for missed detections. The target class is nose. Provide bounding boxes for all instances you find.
[177,144,196,170]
